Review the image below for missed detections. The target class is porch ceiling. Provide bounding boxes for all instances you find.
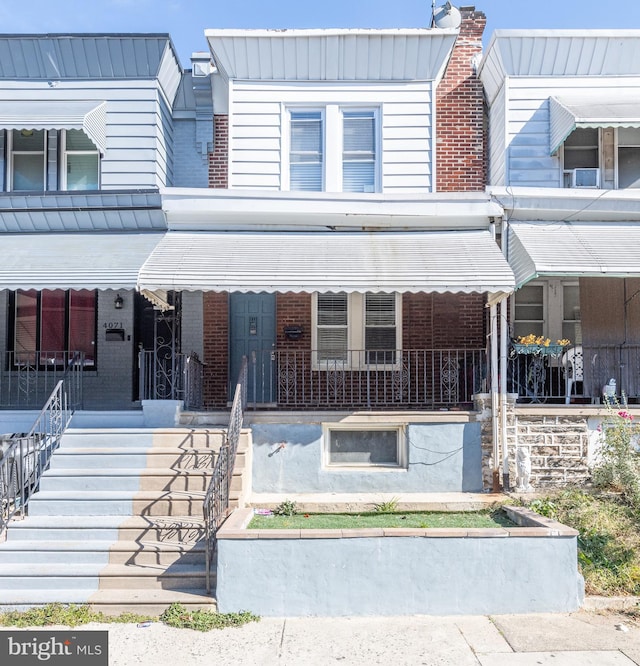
[137,230,515,295]
[0,232,164,290]
[508,221,640,288]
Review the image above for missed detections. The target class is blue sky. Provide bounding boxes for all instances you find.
[1,0,640,68]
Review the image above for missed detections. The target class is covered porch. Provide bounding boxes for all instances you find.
[505,216,640,404]
[138,193,515,412]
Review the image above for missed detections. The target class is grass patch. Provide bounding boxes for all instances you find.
[0,603,154,628]
[249,509,514,530]
[0,602,260,632]
[160,603,259,632]
[523,489,640,596]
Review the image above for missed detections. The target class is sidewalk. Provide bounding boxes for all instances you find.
[97,606,640,665]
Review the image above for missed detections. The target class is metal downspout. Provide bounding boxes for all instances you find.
[490,303,500,491]
[500,297,510,490]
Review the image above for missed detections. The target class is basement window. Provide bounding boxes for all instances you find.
[324,426,405,468]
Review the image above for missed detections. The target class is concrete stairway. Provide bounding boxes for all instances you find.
[0,426,251,615]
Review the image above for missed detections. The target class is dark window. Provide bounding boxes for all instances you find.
[12,289,97,368]
[328,429,400,466]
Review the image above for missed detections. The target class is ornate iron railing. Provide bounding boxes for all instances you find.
[0,380,72,538]
[138,351,204,410]
[203,356,247,594]
[247,348,487,408]
[508,343,640,403]
[0,351,84,409]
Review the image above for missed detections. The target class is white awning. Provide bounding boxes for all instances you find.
[550,95,640,154]
[0,232,163,290]
[0,101,107,153]
[508,221,640,288]
[138,230,515,295]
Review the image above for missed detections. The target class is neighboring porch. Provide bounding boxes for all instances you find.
[506,219,640,405]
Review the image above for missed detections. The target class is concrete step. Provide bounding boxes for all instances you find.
[0,588,217,615]
[88,588,217,616]
[61,428,226,450]
[27,490,214,517]
[0,563,101,590]
[0,539,205,566]
[97,563,206,590]
[39,468,216,492]
[48,448,218,470]
[6,516,205,544]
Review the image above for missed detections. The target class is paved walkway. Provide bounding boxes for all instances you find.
[97,607,640,665]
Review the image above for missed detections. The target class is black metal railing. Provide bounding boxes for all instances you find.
[0,351,84,409]
[246,348,487,408]
[508,344,640,403]
[138,351,204,410]
[203,356,247,594]
[0,380,72,538]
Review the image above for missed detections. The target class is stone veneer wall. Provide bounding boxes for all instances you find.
[475,395,593,490]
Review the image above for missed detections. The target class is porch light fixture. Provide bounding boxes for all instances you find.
[114,294,124,310]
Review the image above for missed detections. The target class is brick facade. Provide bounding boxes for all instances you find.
[435,7,486,192]
[208,115,228,189]
[202,291,229,408]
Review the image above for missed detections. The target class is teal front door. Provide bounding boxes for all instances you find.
[229,293,276,403]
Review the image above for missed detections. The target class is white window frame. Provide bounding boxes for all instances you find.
[7,129,47,192]
[322,423,407,469]
[60,129,100,191]
[512,279,580,345]
[341,107,379,193]
[283,104,380,193]
[311,292,402,370]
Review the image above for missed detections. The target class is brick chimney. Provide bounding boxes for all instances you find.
[435,6,486,192]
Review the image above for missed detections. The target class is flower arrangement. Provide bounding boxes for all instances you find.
[512,335,571,356]
[516,334,571,347]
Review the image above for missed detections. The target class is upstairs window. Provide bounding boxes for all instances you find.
[10,129,46,191]
[286,106,379,193]
[562,127,640,189]
[342,111,376,193]
[289,111,323,191]
[63,130,100,190]
[12,289,97,368]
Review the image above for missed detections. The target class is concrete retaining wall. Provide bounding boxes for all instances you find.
[216,506,584,616]
[250,419,483,494]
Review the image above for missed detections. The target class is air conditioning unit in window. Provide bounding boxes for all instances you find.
[564,168,600,188]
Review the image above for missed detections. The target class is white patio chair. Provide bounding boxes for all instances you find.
[562,345,583,405]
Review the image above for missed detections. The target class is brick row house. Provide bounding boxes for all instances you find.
[134,7,517,495]
[4,14,640,496]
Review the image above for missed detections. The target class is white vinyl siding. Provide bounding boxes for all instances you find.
[228,80,433,192]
